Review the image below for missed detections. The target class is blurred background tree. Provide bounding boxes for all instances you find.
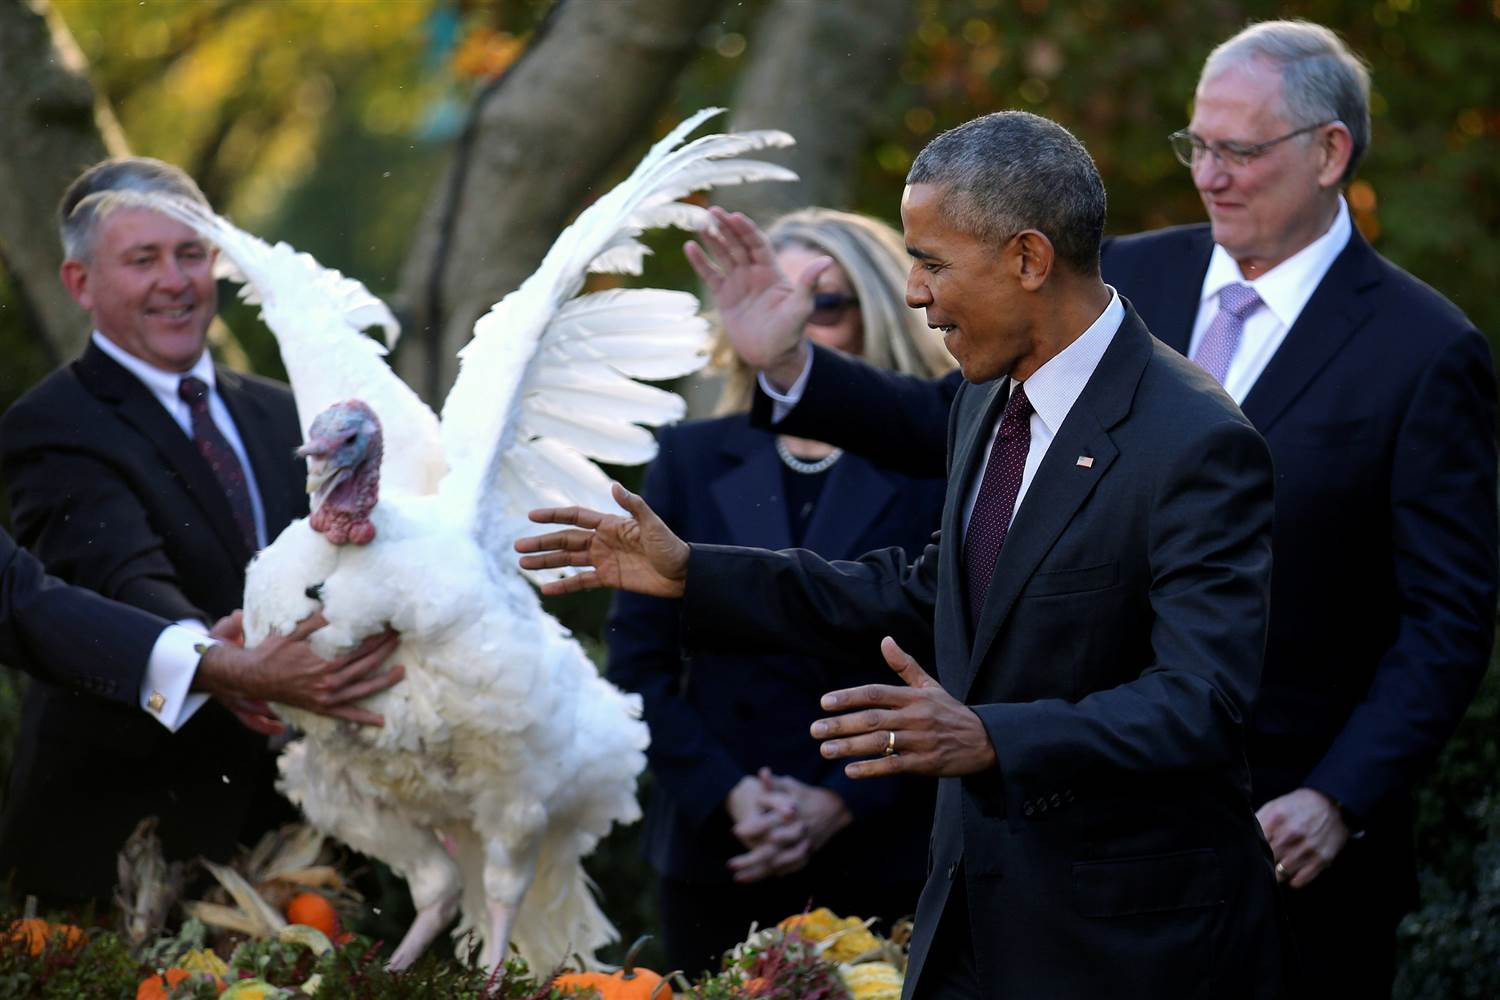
[0,0,1495,987]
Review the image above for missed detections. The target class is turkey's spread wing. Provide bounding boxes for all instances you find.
[139,193,444,498]
[433,108,796,577]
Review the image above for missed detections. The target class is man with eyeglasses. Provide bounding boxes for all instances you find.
[715,19,1496,997]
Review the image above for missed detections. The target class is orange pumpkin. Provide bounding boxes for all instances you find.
[8,916,85,956]
[136,968,226,999]
[284,892,340,938]
[554,936,673,1000]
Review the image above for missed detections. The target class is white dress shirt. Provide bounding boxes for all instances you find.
[1188,197,1352,403]
[959,289,1124,540]
[91,332,270,731]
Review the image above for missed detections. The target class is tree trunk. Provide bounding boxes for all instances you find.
[394,0,729,404]
[0,0,128,365]
[716,0,914,222]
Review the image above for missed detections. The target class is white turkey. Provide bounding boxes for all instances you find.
[137,109,795,974]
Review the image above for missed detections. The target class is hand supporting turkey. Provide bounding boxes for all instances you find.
[195,609,403,726]
[683,206,828,391]
[517,482,691,598]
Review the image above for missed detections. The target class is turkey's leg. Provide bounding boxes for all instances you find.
[478,830,542,974]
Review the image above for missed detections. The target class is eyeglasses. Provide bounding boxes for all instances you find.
[1168,120,1335,169]
[808,291,859,326]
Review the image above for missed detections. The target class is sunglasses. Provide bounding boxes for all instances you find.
[808,291,859,326]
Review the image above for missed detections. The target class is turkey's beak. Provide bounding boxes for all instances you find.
[303,458,348,508]
[298,439,345,507]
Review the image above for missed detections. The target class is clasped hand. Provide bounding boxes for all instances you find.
[724,769,850,884]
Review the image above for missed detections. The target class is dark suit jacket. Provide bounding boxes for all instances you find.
[0,529,166,702]
[605,415,944,892]
[711,311,1284,999]
[0,341,307,900]
[760,229,1499,909]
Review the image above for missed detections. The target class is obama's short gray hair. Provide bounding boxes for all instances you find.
[907,111,1106,274]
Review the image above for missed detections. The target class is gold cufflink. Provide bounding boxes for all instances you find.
[148,691,166,713]
[193,642,209,655]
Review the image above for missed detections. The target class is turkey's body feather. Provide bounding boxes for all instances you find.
[243,503,647,968]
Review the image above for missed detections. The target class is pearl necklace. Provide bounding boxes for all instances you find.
[776,438,843,475]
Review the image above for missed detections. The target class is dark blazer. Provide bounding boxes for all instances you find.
[1103,226,1497,832]
[0,341,307,901]
[708,311,1284,998]
[606,415,943,891]
[0,528,166,702]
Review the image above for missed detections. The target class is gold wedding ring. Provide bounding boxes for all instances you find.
[1275,862,1289,880]
[883,730,897,757]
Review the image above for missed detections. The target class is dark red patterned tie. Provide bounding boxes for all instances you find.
[178,376,257,554]
[964,382,1032,626]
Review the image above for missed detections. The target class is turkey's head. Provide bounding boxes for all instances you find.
[299,400,383,546]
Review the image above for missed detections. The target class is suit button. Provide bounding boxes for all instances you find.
[1023,801,1035,817]
[1065,788,1076,804]
[947,862,958,880]
[1050,793,1062,809]
[1037,797,1048,813]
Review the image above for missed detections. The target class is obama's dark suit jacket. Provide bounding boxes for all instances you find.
[706,309,1284,998]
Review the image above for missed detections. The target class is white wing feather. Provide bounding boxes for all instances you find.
[141,194,445,497]
[436,109,794,567]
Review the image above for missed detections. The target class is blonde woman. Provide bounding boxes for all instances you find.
[605,208,954,974]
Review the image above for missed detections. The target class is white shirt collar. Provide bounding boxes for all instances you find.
[1200,196,1352,328]
[1015,286,1125,433]
[91,330,215,398]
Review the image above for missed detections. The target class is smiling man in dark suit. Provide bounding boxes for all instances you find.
[0,157,357,907]
[519,111,1284,999]
[712,22,1496,998]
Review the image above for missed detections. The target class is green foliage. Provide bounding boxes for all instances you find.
[0,915,588,1000]
[1396,795,1500,1000]
[0,921,138,1000]
[690,927,849,1000]
[1397,642,1500,998]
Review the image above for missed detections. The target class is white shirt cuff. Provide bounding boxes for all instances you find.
[140,621,214,732]
[756,349,815,423]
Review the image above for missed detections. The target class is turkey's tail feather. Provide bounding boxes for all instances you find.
[449,829,616,972]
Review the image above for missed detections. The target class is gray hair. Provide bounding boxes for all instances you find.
[58,157,209,261]
[1202,20,1371,183]
[712,208,955,415]
[906,111,1106,274]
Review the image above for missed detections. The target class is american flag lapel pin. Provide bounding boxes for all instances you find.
[1076,455,1094,469]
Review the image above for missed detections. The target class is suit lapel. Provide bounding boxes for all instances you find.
[218,368,297,537]
[801,452,900,557]
[74,344,253,566]
[1119,227,1213,356]
[956,313,1150,700]
[1239,230,1381,433]
[709,425,793,551]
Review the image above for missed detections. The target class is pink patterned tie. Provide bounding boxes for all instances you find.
[1191,283,1264,385]
[964,383,1032,626]
[178,376,257,553]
